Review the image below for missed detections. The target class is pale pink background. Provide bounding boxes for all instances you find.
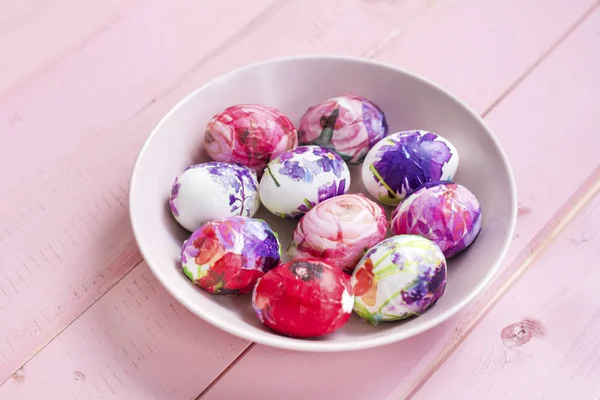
[1,1,599,399]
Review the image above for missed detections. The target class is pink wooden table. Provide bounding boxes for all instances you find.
[1,1,599,398]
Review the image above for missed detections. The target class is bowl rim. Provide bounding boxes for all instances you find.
[129,54,518,352]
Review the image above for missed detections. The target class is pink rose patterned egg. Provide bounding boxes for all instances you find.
[169,162,260,232]
[391,181,482,258]
[298,94,389,164]
[259,145,351,219]
[362,130,459,206]
[351,235,447,325]
[204,104,298,174]
[287,193,388,274]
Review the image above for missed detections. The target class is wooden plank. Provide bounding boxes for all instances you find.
[412,186,600,399]
[0,0,595,398]
[0,0,284,382]
[198,4,600,400]
[0,0,133,94]
[0,264,251,400]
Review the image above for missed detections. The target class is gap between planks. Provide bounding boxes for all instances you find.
[479,0,600,118]
[195,343,256,400]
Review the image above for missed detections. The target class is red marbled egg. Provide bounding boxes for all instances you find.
[252,259,354,338]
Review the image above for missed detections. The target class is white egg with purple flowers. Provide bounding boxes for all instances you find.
[169,162,260,232]
[362,130,459,206]
[259,145,351,219]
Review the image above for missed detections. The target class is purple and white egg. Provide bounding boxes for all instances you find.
[169,162,260,232]
[259,145,351,219]
[362,130,459,206]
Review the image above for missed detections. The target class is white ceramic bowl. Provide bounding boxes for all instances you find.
[129,56,517,352]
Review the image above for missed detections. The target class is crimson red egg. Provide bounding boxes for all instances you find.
[252,258,354,338]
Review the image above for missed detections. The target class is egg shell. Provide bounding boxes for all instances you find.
[169,162,260,232]
[252,258,354,338]
[287,193,388,274]
[362,130,459,206]
[180,216,281,295]
[391,181,482,258]
[298,93,388,164]
[204,104,298,174]
[351,235,447,325]
[259,145,351,219]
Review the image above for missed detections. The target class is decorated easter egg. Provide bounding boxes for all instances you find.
[259,145,351,219]
[391,181,482,258]
[180,216,281,295]
[169,162,260,232]
[287,193,388,274]
[351,235,447,325]
[298,93,388,164]
[362,130,459,206]
[204,104,298,174]
[252,259,354,338]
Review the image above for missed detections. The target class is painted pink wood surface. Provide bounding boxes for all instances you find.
[196,5,600,400]
[0,0,132,94]
[413,185,600,399]
[0,0,598,399]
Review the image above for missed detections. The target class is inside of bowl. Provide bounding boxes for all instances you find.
[130,57,516,351]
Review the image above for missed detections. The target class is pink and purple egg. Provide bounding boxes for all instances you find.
[204,104,298,175]
[391,181,482,258]
[180,216,281,295]
[298,94,388,164]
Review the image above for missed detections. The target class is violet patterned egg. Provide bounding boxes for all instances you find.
[298,93,388,164]
[351,235,447,325]
[204,104,298,175]
[259,145,351,219]
[391,181,482,258]
[180,216,281,295]
[362,130,459,206]
[169,162,260,232]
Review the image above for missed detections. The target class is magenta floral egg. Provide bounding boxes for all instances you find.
[252,259,354,338]
[287,194,388,274]
[298,94,388,164]
[180,216,281,295]
[204,104,298,174]
[362,130,459,206]
[391,181,482,258]
[259,146,351,219]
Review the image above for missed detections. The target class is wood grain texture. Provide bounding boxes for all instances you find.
[199,4,600,400]
[0,0,134,94]
[0,264,251,400]
[412,186,600,399]
[0,0,283,382]
[0,0,597,398]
